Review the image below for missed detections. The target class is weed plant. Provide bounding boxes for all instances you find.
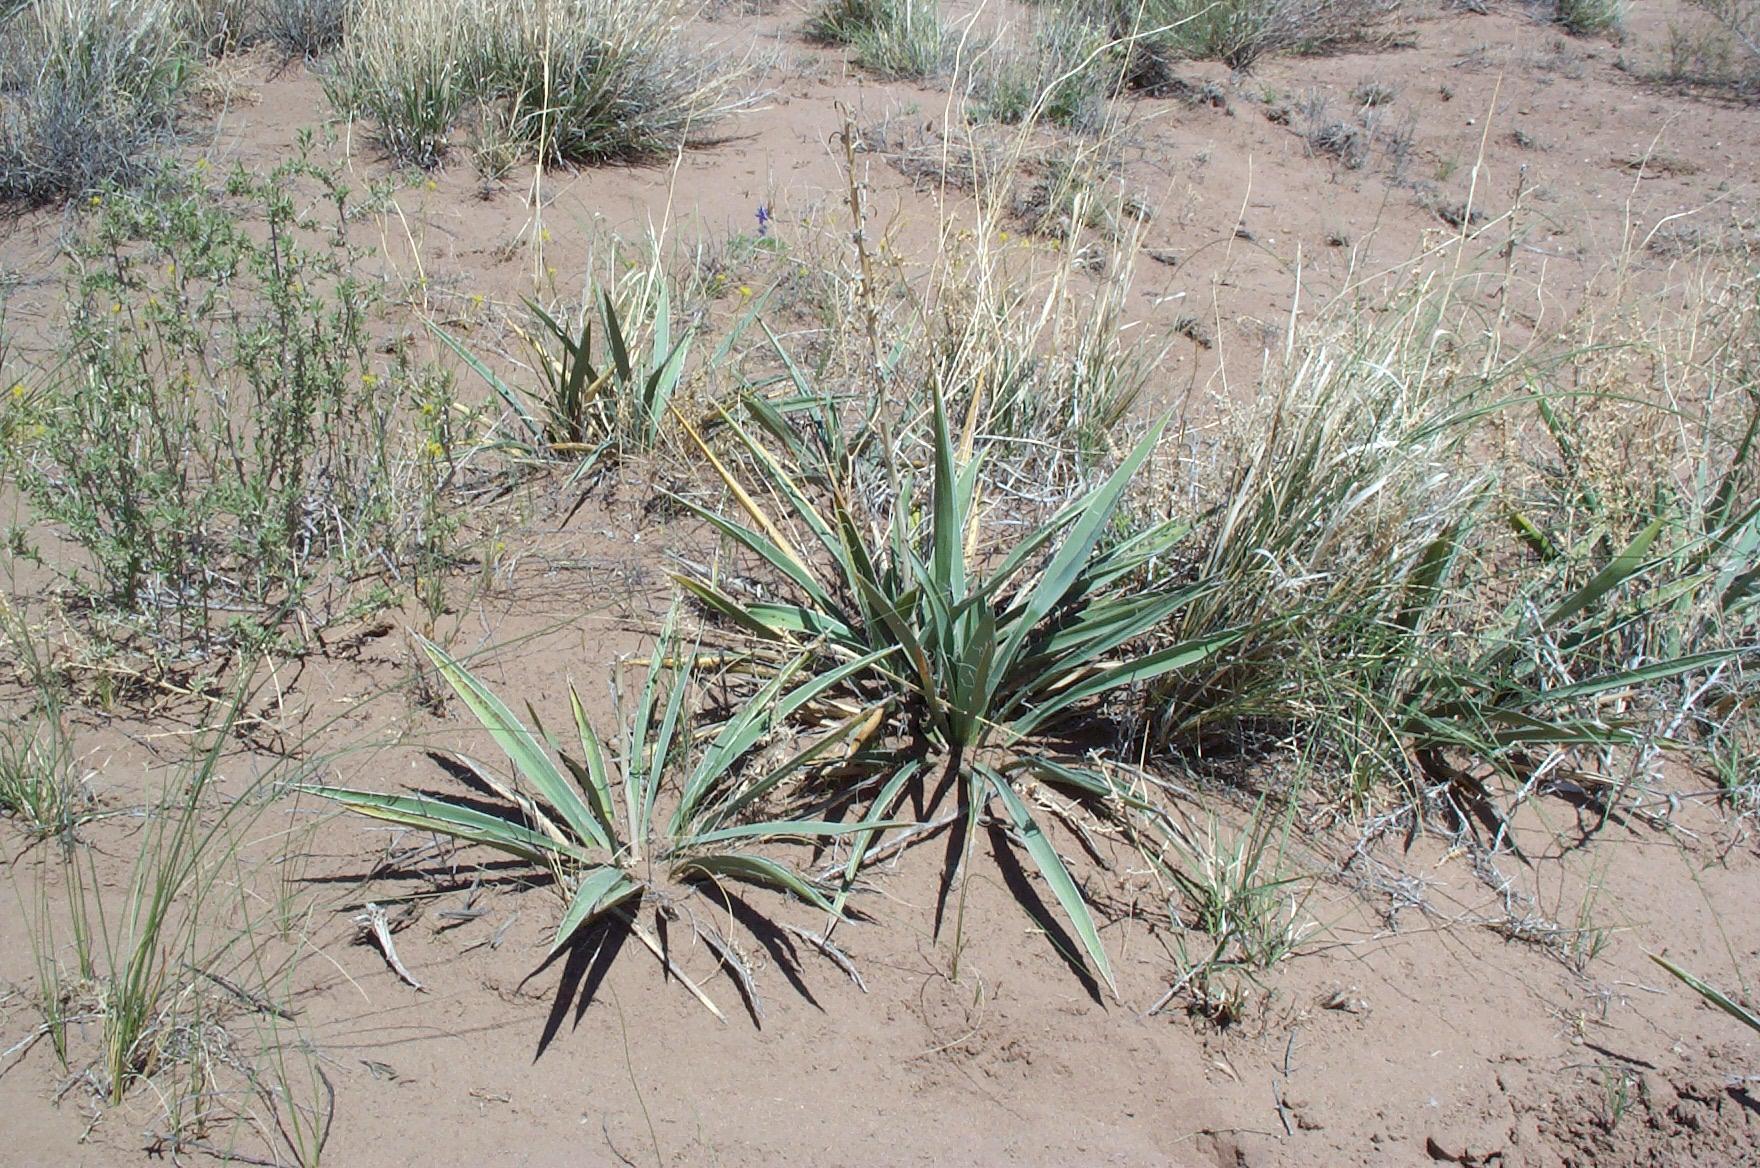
[15,157,452,651]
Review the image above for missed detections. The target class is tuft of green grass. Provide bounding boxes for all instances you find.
[1557,0,1623,37]
[1088,0,1395,75]
[260,0,356,58]
[969,7,1112,131]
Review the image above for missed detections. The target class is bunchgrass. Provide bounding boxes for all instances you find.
[1090,0,1395,74]
[1557,0,1623,36]
[327,0,742,170]
[806,0,949,80]
[0,0,191,204]
[260,0,356,58]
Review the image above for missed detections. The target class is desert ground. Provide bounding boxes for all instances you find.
[1,0,1758,1164]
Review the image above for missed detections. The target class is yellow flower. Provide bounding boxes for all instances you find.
[425,179,438,192]
[362,372,379,387]
[998,231,1010,242]
[736,285,753,299]
[8,383,23,401]
[89,195,102,207]
[426,440,445,458]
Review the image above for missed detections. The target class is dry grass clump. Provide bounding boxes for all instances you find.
[805,0,949,79]
[328,0,742,170]
[1089,0,1399,74]
[1144,258,1757,806]
[0,0,191,204]
[967,4,1114,130]
[259,0,356,58]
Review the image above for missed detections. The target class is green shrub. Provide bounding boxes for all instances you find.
[16,159,450,650]
[1557,0,1623,36]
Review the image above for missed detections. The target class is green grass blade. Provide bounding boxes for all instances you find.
[1649,953,1760,1035]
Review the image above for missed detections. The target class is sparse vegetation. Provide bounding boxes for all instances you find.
[14,157,449,651]
[0,1,1758,1161]
[806,0,949,79]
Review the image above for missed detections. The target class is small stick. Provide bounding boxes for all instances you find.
[356,903,424,991]
[781,923,868,992]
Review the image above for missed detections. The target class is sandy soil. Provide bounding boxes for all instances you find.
[2,2,1758,1165]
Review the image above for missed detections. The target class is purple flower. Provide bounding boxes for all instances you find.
[755,204,771,237]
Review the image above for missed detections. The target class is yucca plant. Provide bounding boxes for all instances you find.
[435,277,691,469]
[675,358,1241,991]
[307,630,889,1019]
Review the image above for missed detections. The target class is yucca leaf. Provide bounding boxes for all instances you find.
[1527,650,1739,705]
[689,817,910,847]
[303,787,580,864]
[994,414,1170,673]
[550,867,641,957]
[1012,628,1244,738]
[673,574,792,641]
[984,768,1116,994]
[418,637,611,852]
[676,853,841,916]
[568,685,619,846]
[831,760,921,919]
[427,321,543,443]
